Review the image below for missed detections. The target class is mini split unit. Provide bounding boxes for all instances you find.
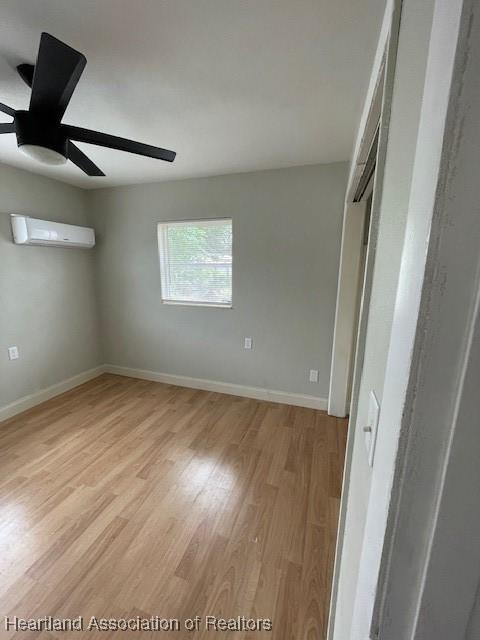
[10,215,95,249]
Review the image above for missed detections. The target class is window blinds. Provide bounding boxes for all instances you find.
[158,219,232,306]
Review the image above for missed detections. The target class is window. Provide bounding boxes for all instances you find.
[158,218,232,307]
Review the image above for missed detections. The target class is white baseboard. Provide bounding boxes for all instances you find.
[0,365,106,423]
[105,364,327,410]
[0,364,328,423]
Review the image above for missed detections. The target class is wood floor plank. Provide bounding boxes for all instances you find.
[0,374,347,639]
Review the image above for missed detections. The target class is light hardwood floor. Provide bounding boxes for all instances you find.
[0,374,347,639]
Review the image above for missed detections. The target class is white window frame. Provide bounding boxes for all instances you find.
[157,218,233,308]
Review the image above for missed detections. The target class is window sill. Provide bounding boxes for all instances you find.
[161,300,233,309]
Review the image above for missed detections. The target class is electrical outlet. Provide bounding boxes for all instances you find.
[309,369,319,383]
[244,337,253,350]
[8,346,19,361]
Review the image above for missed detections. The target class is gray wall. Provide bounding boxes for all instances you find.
[0,163,102,408]
[88,163,347,398]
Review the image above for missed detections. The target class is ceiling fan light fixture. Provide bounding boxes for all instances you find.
[0,32,176,177]
[19,143,67,165]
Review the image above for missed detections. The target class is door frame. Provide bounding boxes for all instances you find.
[328,49,386,420]
[329,0,475,638]
[327,1,402,636]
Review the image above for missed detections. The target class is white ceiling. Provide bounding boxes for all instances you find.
[0,0,384,189]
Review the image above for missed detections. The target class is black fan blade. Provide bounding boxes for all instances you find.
[0,123,15,134]
[17,64,34,87]
[0,102,15,117]
[68,142,105,176]
[29,33,86,121]
[62,125,176,163]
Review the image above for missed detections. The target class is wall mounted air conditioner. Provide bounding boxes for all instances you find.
[10,215,95,249]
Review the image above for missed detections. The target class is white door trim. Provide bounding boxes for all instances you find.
[327,30,387,420]
[328,200,367,417]
[327,1,399,636]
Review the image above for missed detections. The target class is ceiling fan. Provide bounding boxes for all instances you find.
[0,32,176,176]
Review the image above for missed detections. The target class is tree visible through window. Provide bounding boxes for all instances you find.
[158,219,232,306]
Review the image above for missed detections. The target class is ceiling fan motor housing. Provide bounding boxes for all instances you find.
[14,110,68,159]
[0,33,176,174]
